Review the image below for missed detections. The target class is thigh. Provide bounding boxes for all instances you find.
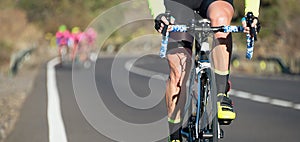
[198,0,234,18]
[164,0,196,24]
[167,48,192,82]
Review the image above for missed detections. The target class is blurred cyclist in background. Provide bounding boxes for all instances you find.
[84,27,97,51]
[81,27,98,62]
[56,25,71,65]
[69,26,83,61]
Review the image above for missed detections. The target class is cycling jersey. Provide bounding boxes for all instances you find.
[85,28,97,46]
[245,0,260,16]
[148,0,165,17]
[69,32,83,48]
[148,0,260,18]
[56,30,70,46]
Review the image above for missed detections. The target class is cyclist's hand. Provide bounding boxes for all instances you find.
[154,13,175,34]
[242,14,261,35]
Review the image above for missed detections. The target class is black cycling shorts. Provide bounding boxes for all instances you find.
[164,0,234,49]
[165,0,234,19]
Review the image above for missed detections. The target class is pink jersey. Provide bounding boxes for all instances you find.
[56,30,70,46]
[85,28,97,45]
[70,32,84,45]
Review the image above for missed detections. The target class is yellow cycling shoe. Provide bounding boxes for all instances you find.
[168,137,181,142]
[217,94,236,125]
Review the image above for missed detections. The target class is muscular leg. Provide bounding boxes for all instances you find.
[207,1,234,94]
[166,47,191,139]
[207,0,236,121]
[166,50,189,120]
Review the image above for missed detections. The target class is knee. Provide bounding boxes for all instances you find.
[207,2,234,38]
[210,13,232,38]
[209,10,232,24]
[207,1,234,25]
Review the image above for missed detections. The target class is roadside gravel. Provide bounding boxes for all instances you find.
[0,44,56,142]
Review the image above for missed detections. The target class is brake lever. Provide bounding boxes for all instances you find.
[246,12,257,41]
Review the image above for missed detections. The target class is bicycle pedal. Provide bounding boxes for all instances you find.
[218,119,232,125]
[219,128,224,139]
[181,127,190,138]
[202,131,213,139]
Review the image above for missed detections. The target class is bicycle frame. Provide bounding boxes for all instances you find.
[191,21,220,141]
[181,35,219,142]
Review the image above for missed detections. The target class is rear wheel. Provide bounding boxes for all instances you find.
[59,46,68,66]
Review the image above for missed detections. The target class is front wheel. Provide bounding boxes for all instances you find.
[209,116,218,142]
[203,71,219,142]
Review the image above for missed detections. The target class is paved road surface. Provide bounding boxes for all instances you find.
[5,55,300,142]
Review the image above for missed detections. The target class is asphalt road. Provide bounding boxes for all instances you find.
[5,55,300,142]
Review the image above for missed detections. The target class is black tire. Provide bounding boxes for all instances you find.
[210,112,218,142]
[208,70,218,142]
[202,71,218,142]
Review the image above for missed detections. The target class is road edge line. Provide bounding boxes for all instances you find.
[125,59,300,111]
[47,58,68,142]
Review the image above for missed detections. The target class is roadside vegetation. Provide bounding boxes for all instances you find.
[0,0,299,74]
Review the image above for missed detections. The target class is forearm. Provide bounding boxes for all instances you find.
[245,0,260,17]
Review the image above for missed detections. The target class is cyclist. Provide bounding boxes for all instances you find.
[83,28,98,62]
[56,25,71,65]
[84,27,97,48]
[148,0,260,141]
[77,28,98,63]
[69,26,83,61]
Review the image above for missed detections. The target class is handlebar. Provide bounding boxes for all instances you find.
[169,25,244,33]
[169,25,255,60]
[159,13,257,60]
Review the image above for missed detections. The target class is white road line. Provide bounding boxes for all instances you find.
[230,89,298,110]
[124,59,168,80]
[47,58,68,142]
[251,95,270,103]
[294,104,300,110]
[270,99,294,108]
[233,90,252,99]
[125,59,300,111]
